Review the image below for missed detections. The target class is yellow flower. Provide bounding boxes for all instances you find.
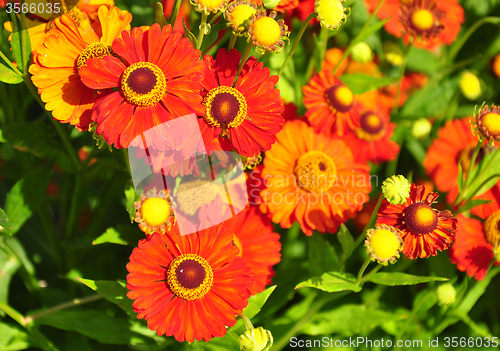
[459,71,481,100]
[365,225,403,265]
[247,10,289,53]
[315,0,350,30]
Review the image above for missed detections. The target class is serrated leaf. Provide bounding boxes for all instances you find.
[78,278,135,317]
[341,74,399,95]
[241,285,276,320]
[302,304,407,336]
[337,224,354,258]
[365,272,448,286]
[4,162,53,235]
[0,322,31,351]
[308,235,337,277]
[0,208,12,232]
[0,64,23,84]
[352,18,390,45]
[296,272,361,293]
[92,225,141,246]
[33,310,153,345]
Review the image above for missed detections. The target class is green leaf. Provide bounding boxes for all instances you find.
[124,185,138,223]
[462,147,500,200]
[457,266,500,315]
[183,18,198,48]
[308,235,337,277]
[352,18,390,45]
[0,64,23,84]
[457,162,464,193]
[0,240,21,304]
[0,322,31,351]
[4,162,53,235]
[92,225,142,246]
[458,199,492,214]
[341,74,398,95]
[154,2,167,27]
[200,18,226,53]
[302,304,407,336]
[365,273,448,286]
[337,224,354,259]
[8,11,31,74]
[404,136,426,164]
[406,47,440,74]
[296,272,361,293]
[78,278,135,317]
[241,285,276,320]
[0,208,12,233]
[34,310,154,345]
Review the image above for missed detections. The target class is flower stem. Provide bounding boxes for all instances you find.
[170,0,183,27]
[0,49,23,76]
[356,255,372,284]
[233,42,253,86]
[197,12,208,50]
[332,0,387,75]
[359,264,383,284]
[228,33,237,50]
[392,38,413,115]
[277,12,317,76]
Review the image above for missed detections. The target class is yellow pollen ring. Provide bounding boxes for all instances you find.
[251,17,281,47]
[203,86,247,128]
[140,197,171,227]
[410,9,434,31]
[77,42,115,69]
[166,254,213,301]
[230,4,256,30]
[481,113,500,137]
[483,211,500,246]
[120,62,166,107]
[404,202,439,235]
[294,150,337,194]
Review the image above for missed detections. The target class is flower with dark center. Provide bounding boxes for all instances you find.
[474,104,500,144]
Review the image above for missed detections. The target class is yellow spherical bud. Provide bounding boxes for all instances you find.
[365,225,403,266]
[459,71,482,100]
[239,326,273,351]
[382,175,411,205]
[315,0,349,30]
[351,42,373,63]
[383,42,403,66]
[436,283,456,306]
[412,118,432,140]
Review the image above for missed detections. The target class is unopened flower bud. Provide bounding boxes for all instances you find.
[351,42,373,63]
[264,0,280,9]
[239,326,273,351]
[382,175,411,205]
[459,71,481,100]
[436,283,456,306]
[383,42,403,66]
[412,118,432,139]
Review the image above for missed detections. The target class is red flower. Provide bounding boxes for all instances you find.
[80,23,205,148]
[200,49,284,157]
[376,184,457,259]
[126,226,254,342]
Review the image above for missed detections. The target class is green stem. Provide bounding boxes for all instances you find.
[393,38,413,115]
[0,301,27,326]
[169,0,183,27]
[356,256,372,284]
[228,33,237,51]
[237,314,254,331]
[332,0,387,75]
[464,138,483,189]
[24,295,103,324]
[65,174,83,238]
[233,42,253,86]
[197,11,208,50]
[20,7,30,76]
[0,49,23,76]
[448,16,500,62]
[277,12,317,76]
[208,11,222,26]
[359,264,383,284]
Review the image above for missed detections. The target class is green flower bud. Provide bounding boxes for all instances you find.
[351,42,373,63]
[264,0,280,9]
[436,283,456,306]
[382,175,411,205]
[412,118,432,140]
[239,326,273,351]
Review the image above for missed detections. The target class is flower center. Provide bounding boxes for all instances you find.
[325,84,354,113]
[483,211,500,246]
[175,179,219,216]
[166,254,213,300]
[294,151,336,193]
[77,42,116,69]
[480,113,500,138]
[120,62,166,107]
[410,9,434,31]
[140,197,172,227]
[230,4,256,30]
[315,0,346,29]
[251,17,281,47]
[196,0,225,11]
[203,86,247,128]
[355,112,386,141]
[403,202,439,235]
[368,228,401,260]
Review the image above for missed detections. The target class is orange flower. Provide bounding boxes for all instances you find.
[376,184,457,259]
[449,214,500,281]
[341,108,400,164]
[80,23,205,148]
[260,120,371,236]
[364,0,464,50]
[303,70,361,136]
[228,206,281,295]
[126,226,253,342]
[423,117,500,217]
[251,0,299,12]
[200,49,284,157]
[29,6,131,131]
